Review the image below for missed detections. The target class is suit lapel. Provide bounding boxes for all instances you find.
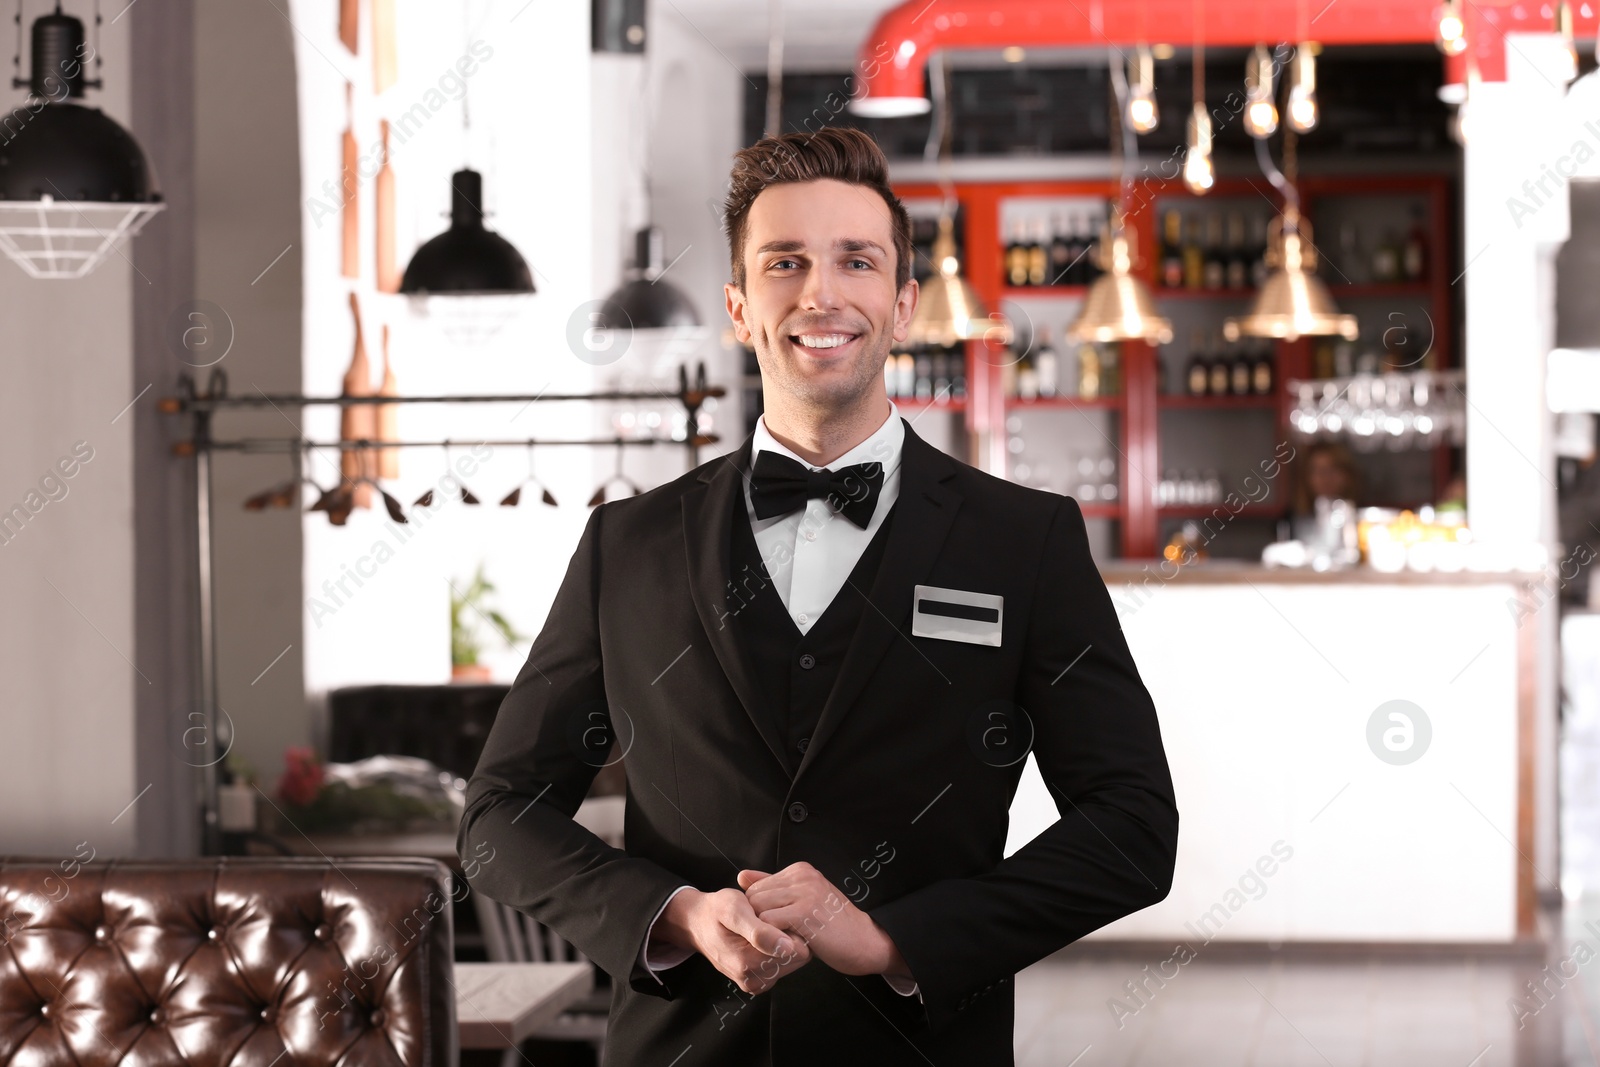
[793,419,963,782]
[682,431,795,775]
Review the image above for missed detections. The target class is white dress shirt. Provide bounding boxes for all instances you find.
[638,401,920,998]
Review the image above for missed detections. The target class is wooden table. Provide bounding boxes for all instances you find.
[452,961,595,1049]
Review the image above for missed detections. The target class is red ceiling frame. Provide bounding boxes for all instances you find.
[852,0,1600,107]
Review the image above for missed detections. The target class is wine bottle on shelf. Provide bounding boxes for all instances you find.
[1083,212,1104,284]
[1103,343,1122,396]
[1069,214,1091,286]
[1250,213,1272,289]
[1251,340,1276,395]
[1161,209,1185,289]
[1226,211,1249,289]
[950,351,968,398]
[1203,211,1226,290]
[930,352,951,401]
[1230,339,1253,396]
[1035,329,1059,398]
[1208,332,1231,397]
[1016,345,1039,401]
[1183,214,1205,290]
[1050,212,1074,287]
[1371,229,1401,282]
[1000,345,1019,399]
[1027,217,1050,287]
[1006,219,1029,287]
[1403,206,1428,281]
[1186,327,1209,397]
[1077,342,1102,399]
[915,354,935,399]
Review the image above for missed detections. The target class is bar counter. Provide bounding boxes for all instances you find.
[1004,560,1540,946]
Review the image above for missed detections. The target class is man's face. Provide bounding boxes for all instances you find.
[725,179,917,412]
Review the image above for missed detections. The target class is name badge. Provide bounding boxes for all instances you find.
[912,584,1003,647]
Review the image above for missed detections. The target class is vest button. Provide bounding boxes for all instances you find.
[787,802,808,822]
[798,653,816,670]
[796,737,809,754]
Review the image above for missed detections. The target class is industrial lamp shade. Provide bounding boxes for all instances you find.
[1223,215,1358,342]
[903,214,1010,348]
[399,169,535,296]
[0,10,164,279]
[1067,226,1173,345]
[598,227,701,331]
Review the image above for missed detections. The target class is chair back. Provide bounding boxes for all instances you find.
[0,855,457,1066]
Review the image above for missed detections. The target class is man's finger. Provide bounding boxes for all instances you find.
[736,868,771,890]
[720,890,796,956]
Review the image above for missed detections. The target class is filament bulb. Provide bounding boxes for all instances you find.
[1184,104,1215,194]
[1287,46,1318,133]
[1244,44,1279,139]
[1436,0,1467,56]
[1128,46,1159,134]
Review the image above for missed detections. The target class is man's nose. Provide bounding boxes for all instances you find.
[798,264,841,311]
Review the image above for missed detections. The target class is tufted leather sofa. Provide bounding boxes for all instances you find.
[0,856,457,1066]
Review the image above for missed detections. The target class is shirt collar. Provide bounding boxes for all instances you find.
[752,400,904,476]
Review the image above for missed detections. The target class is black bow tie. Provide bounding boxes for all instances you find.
[749,449,885,529]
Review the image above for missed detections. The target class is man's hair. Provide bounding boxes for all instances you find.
[722,127,914,293]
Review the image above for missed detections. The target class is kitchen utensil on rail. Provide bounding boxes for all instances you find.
[341,82,359,279]
[372,0,398,93]
[340,292,377,508]
[587,440,644,506]
[376,323,399,477]
[375,120,398,293]
[500,441,559,507]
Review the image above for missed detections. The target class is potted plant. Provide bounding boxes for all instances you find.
[450,562,527,681]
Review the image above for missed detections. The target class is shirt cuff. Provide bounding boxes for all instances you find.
[882,973,921,999]
[638,885,695,983]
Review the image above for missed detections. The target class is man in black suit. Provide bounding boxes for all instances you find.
[458,127,1178,1066]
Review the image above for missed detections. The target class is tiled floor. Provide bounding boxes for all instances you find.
[1014,900,1600,1066]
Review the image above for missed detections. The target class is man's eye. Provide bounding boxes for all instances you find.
[846,259,873,270]
[770,258,800,270]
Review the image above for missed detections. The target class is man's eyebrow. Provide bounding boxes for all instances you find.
[753,238,889,257]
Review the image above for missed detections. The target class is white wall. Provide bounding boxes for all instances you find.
[292,0,601,709]
[0,16,139,854]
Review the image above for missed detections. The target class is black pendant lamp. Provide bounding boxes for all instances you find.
[0,5,164,278]
[597,226,699,331]
[398,169,533,296]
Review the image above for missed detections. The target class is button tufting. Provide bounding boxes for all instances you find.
[313,923,332,941]
[369,1008,386,1027]
[149,1007,164,1024]
[38,1003,51,1019]
[207,926,222,941]
[93,925,109,941]
[260,1006,274,1022]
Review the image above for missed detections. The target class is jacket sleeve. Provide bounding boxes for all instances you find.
[456,503,691,997]
[868,495,1179,1032]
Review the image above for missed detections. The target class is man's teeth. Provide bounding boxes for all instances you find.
[793,333,856,349]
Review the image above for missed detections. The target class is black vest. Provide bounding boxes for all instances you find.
[726,495,898,776]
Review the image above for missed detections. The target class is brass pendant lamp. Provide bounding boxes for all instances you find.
[1223,97,1357,343]
[1067,48,1172,345]
[903,52,1010,349]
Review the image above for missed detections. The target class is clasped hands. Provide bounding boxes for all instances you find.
[650,862,912,995]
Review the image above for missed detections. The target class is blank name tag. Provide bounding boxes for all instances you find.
[912,584,1003,647]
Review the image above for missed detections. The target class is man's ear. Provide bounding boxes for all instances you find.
[725,282,753,344]
[890,277,919,346]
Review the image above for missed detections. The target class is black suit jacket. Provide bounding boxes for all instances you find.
[457,419,1178,1066]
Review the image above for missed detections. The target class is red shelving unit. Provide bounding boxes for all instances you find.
[892,172,1457,560]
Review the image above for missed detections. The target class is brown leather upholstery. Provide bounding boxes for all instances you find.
[0,856,457,1066]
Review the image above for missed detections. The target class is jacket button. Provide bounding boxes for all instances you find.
[796,737,809,754]
[787,802,808,822]
[313,923,332,941]
[798,654,816,669]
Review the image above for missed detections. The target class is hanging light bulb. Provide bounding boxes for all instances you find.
[1184,103,1215,193]
[1436,0,1467,56]
[1128,45,1159,134]
[1556,0,1579,83]
[1286,45,1319,133]
[1244,44,1279,139]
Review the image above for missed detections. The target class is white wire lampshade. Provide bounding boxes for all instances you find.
[0,197,164,279]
